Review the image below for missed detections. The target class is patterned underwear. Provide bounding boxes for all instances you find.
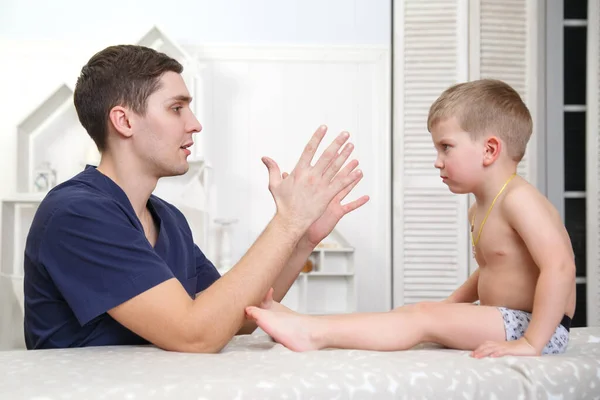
[497,307,571,355]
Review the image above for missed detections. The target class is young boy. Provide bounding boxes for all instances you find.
[245,79,577,357]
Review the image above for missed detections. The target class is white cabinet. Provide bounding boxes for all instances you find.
[281,230,356,315]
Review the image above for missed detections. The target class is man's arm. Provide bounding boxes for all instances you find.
[109,216,303,350]
[503,186,576,354]
[238,156,369,334]
[108,126,363,353]
[236,239,314,334]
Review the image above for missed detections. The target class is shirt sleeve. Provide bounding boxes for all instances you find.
[38,198,174,326]
[193,244,220,293]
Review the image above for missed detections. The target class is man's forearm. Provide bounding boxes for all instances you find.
[188,214,306,350]
[237,238,314,335]
[272,238,315,302]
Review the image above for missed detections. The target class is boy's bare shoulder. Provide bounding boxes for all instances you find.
[501,178,561,222]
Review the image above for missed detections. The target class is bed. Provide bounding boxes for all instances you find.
[1,327,599,399]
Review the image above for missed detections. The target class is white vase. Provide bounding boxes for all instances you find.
[214,218,238,273]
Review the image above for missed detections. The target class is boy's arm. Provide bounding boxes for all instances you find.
[444,269,479,303]
[444,203,479,304]
[503,186,576,353]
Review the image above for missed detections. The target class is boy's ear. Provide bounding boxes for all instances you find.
[483,136,501,166]
[108,106,134,139]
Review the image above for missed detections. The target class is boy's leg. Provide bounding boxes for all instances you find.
[245,302,506,352]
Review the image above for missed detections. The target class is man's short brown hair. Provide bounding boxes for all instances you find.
[427,79,533,162]
[74,45,183,152]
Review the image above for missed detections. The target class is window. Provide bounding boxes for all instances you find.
[563,0,588,327]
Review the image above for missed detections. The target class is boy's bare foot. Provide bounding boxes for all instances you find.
[257,287,298,314]
[245,306,323,352]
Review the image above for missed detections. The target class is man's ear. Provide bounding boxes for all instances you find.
[483,136,501,166]
[108,106,133,138]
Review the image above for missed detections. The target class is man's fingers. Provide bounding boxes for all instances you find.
[322,142,354,182]
[342,195,370,214]
[293,125,328,171]
[262,157,282,190]
[330,169,363,199]
[333,160,361,201]
[312,131,350,175]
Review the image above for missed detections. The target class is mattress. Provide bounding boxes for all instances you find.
[1,327,599,399]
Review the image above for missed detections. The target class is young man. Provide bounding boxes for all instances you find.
[246,79,577,357]
[23,45,369,353]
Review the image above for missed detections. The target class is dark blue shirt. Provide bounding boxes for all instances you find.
[23,166,221,349]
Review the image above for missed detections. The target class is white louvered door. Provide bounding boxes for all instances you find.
[474,0,537,184]
[586,0,600,327]
[468,0,538,273]
[393,0,470,306]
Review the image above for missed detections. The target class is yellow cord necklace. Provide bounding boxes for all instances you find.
[470,173,517,258]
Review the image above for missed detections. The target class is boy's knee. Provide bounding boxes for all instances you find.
[412,301,439,314]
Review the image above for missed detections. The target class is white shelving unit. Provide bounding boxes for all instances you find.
[281,230,356,315]
[0,26,213,282]
[0,198,41,279]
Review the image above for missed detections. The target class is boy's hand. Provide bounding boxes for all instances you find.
[471,338,540,358]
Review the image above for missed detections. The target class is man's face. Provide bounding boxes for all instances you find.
[131,71,201,178]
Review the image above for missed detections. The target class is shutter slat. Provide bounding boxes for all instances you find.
[480,0,531,182]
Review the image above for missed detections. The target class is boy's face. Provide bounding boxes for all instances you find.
[130,71,202,178]
[430,117,484,194]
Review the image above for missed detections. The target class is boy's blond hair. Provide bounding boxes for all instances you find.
[427,79,533,162]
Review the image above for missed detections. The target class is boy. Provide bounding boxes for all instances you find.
[245,79,577,357]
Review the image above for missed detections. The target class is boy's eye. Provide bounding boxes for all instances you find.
[172,106,183,112]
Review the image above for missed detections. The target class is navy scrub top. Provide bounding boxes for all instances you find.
[23,165,221,349]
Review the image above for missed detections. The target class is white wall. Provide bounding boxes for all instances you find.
[0,0,392,331]
[0,0,389,45]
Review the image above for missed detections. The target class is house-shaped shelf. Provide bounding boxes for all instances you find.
[136,26,193,65]
[16,84,97,193]
[14,25,207,193]
[281,229,357,315]
[314,229,354,251]
[7,25,213,257]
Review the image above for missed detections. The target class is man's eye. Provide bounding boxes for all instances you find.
[173,106,183,112]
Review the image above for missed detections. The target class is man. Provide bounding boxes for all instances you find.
[23,44,368,353]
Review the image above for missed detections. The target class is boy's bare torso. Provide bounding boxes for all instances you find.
[472,182,576,319]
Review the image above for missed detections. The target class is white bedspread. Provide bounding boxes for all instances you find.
[1,327,600,399]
